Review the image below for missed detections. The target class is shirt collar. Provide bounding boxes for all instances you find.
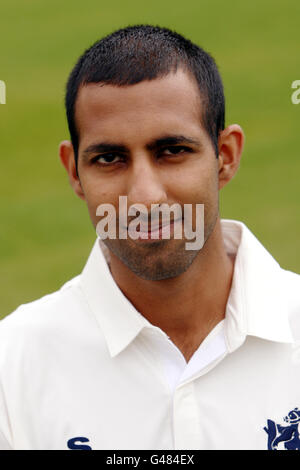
[79,238,164,357]
[79,219,294,358]
[221,219,294,351]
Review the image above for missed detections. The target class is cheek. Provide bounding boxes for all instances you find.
[175,162,219,234]
[80,170,118,203]
[173,161,219,205]
[79,175,119,227]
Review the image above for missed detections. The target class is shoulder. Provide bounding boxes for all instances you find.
[0,275,91,352]
[279,268,300,340]
[280,268,300,301]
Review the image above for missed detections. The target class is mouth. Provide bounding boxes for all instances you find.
[127,218,182,242]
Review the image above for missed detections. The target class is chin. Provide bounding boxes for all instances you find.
[105,239,200,281]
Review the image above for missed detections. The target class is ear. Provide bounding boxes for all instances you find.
[217,124,245,190]
[59,140,85,200]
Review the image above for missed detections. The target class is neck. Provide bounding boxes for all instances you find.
[108,218,235,361]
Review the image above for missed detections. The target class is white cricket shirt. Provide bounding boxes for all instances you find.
[0,219,300,450]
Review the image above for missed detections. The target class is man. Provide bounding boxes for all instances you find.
[0,25,300,451]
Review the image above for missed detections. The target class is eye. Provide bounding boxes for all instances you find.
[160,146,191,156]
[94,154,124,165]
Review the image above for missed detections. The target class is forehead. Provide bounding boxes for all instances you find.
[75,69,207,149]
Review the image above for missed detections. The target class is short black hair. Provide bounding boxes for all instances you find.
[65,25,225,169]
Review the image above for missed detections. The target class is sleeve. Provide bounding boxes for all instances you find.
[0,325,14,450]
[0,380,13,450]
[0,429,12,450]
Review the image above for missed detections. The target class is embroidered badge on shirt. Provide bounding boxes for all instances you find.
[67,436,92,450]
[264,408,300,450]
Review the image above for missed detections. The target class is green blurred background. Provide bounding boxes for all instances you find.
[1,0,299,318]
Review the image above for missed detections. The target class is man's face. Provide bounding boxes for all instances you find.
[74,69,221,280]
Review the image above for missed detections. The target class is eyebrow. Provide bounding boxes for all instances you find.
[146,135,201,151]
[81,134,201,159]
[82,143,127,159]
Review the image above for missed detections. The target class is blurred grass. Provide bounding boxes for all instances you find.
[0,0,300,317]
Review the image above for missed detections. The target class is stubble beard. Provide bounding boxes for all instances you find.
[101,213,218,281]
[102,237,199,280]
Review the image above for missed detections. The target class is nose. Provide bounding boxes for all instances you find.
[126,158,168,212]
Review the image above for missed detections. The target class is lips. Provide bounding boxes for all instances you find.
[127,216,181,231]
[138,220,174,233]
[126,218,182,242]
